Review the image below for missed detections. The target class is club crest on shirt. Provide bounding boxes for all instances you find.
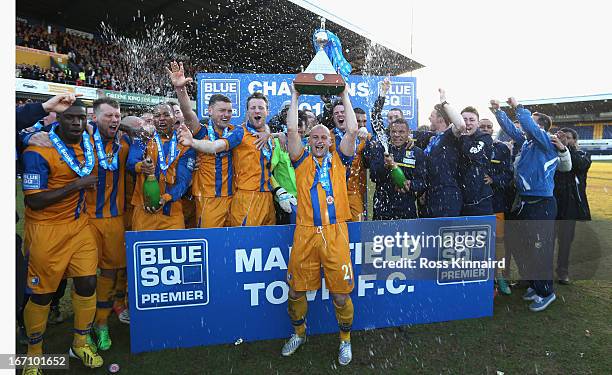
[30,276,40,286]
[326,196,334,205]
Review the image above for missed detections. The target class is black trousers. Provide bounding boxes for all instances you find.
[513,197,557,297]
[555,220,577,279]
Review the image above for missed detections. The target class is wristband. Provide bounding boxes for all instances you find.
[22,132,34,146]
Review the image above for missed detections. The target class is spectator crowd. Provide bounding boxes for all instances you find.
[16,19,197,97]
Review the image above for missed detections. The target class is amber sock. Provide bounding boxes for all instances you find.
[72,291,96,347]
[287,295,308,337]
[94,275,115,326]
[24,300,51,356]
[334,297,354,342]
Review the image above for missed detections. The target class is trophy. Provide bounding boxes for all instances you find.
[293,18,346,96]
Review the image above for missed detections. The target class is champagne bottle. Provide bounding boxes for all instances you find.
[390,166,407,188]
[143,174,161,210]
[385,153,407,188]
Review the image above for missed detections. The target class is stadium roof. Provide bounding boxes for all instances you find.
[16,0,424,76]
[500,93,612,124]
[520,93,612,106]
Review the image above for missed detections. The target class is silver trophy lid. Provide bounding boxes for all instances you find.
[315,17,328,50]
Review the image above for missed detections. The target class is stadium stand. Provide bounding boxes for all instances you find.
[496,94,612,158]
[16,18,197,98]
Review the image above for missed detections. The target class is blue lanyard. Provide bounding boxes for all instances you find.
[92,126,119,171]
[32,121,44,132]
[49,125,95,177]
[313,152,333,195]
[246,123,272,162]
[333,127,344,144]
[333,127,359,150]
[424,134,442,156]
[153,131,179,174]
[207,123,228,142]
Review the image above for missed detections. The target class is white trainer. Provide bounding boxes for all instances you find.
[118,309,130,324]
[338,341,352,365]
[281,334,306,356]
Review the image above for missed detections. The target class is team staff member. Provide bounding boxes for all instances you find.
[458,106,494,215]
[85,98,130,351]
[168,61,244,227]
[21,101,104,372]
[281,85,358,366]
[554,128,591,284]
[229,92,277,226]
[365,118,426,220]
[423,89,466,217]
[491,97,571,312]
[127,102,195,230]
[480,118,513,295]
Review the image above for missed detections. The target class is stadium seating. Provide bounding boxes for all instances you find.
[16,18,197,98]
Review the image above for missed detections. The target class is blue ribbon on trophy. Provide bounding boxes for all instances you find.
[311,22,352,81]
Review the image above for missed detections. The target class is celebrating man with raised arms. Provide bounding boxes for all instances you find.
[169,61,244,228]
[281,84,358,366]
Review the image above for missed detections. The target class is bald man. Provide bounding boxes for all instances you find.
[281,85,358,366]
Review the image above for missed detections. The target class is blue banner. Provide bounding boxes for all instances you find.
[196,73,418,130]
[127,217,495,353]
